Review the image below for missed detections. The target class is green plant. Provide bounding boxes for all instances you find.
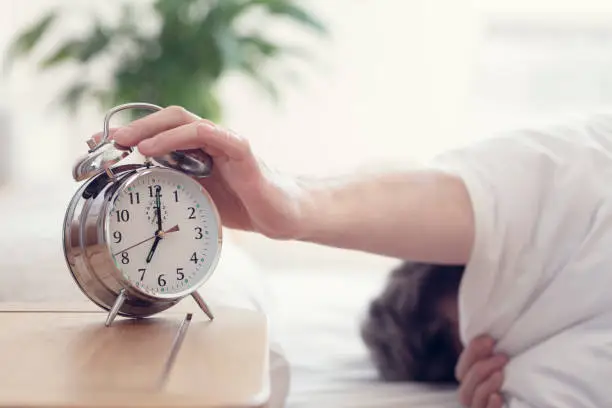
[4,0,326,122]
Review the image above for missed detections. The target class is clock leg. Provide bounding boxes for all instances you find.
[192,291,214,321]
[105,289,127,327]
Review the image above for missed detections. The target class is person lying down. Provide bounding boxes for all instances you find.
[362,112,612,408]
[362,261,501,407]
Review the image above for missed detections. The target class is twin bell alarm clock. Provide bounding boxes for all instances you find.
[63,103,222,327]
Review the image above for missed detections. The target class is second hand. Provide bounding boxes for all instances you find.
[112,224,180,256]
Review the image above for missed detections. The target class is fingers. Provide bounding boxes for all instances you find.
[88,105,251,162]
[458,354,508,407]
[486,393,504,408]
[472,371,504,408]
[456,335,496,381]
[91,128,121,144]
[137,121,252,161]
[112,106,204,147]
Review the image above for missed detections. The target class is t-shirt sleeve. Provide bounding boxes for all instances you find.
[427,113,612,347]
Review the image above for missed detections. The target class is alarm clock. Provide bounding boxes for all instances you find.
[63,102,222,327]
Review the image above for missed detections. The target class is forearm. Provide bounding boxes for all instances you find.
[294,168,475,264]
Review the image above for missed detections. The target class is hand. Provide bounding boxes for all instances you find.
[103,106,305,240]
[455,335,508,408]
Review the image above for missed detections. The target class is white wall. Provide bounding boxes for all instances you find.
[217,0,482,269]
[0,0,481,180]
[3,0,612,270]
[0,0,482,271]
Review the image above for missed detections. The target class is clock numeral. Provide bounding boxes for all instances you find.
[115,210,130,223]
[190,252,198,264]
[194,227,203,239]
[158,274,167,287]
[176,268,184,280]
[113,231,122,243]
[121,252,129,264]
[129,192,140,205]
[188,207,196,219]
[173,190,179,202]
[138,268,146,281]
[148,185,162,197]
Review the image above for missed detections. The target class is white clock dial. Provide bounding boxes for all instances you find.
[106,168,221,298]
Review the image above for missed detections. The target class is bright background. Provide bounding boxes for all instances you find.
[3,0,612,272]
[4,3,612,405]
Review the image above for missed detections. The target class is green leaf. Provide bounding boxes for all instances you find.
[3,10,57,71]
[257,0,327,34]
[115,3,148,41]
[38,24,110,69]
[239,35,280,58]
[198,87,222,122]
[77,24,111,62]
[213,27,243,71]
[7,11,57,56]
[154,0,198,17]
[240,61,279,102]
[59,81,91,113]
[205,0,256,26]
[39,40,82,69]
[3,0,326,121]
[89,89,114,111]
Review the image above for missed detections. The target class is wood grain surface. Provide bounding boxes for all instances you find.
[0,303,270,408]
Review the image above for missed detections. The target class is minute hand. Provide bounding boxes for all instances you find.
[155,186,163,232]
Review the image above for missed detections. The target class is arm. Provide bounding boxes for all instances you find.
[294,168,475,264]
[109,105,475,264]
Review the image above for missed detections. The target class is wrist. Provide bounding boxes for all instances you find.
[290,179,315,242]
[243,171,314,241]
[290,175,345,243]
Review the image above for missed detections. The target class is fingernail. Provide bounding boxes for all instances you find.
[139,139,154,151]
[197,122,215,132]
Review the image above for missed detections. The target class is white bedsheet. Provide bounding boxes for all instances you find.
[267,267,460,408]
[430,113,612,408]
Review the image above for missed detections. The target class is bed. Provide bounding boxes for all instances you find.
[267,267,460,408]
[0,183,460,408]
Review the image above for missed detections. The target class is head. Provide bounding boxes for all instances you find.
[360,261,465,383]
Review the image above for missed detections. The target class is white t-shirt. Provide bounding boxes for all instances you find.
[430,113,612,408]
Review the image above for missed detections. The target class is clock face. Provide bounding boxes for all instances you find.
[106,167,222,299]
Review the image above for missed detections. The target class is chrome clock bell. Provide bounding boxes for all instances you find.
[62,103,222,327]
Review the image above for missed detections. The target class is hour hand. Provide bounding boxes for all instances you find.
[146,235,161,263]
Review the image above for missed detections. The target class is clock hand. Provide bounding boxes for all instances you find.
[145,235,161,263]
[143,222,181,273]
[161,224,180,235]
[142,222,180,277]
[112,225,180,256]
[155,186,163,232]
[113,235,155,256]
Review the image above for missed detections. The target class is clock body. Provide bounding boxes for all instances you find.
[63,163,223,318]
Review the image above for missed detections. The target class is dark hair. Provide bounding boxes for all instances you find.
[360,261,465,383]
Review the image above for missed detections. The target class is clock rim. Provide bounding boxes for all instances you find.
[103,166,224,301]
[63,164,184,317]
[62,179,113,312]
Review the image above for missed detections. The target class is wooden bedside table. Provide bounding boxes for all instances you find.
[0,301,277,408]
